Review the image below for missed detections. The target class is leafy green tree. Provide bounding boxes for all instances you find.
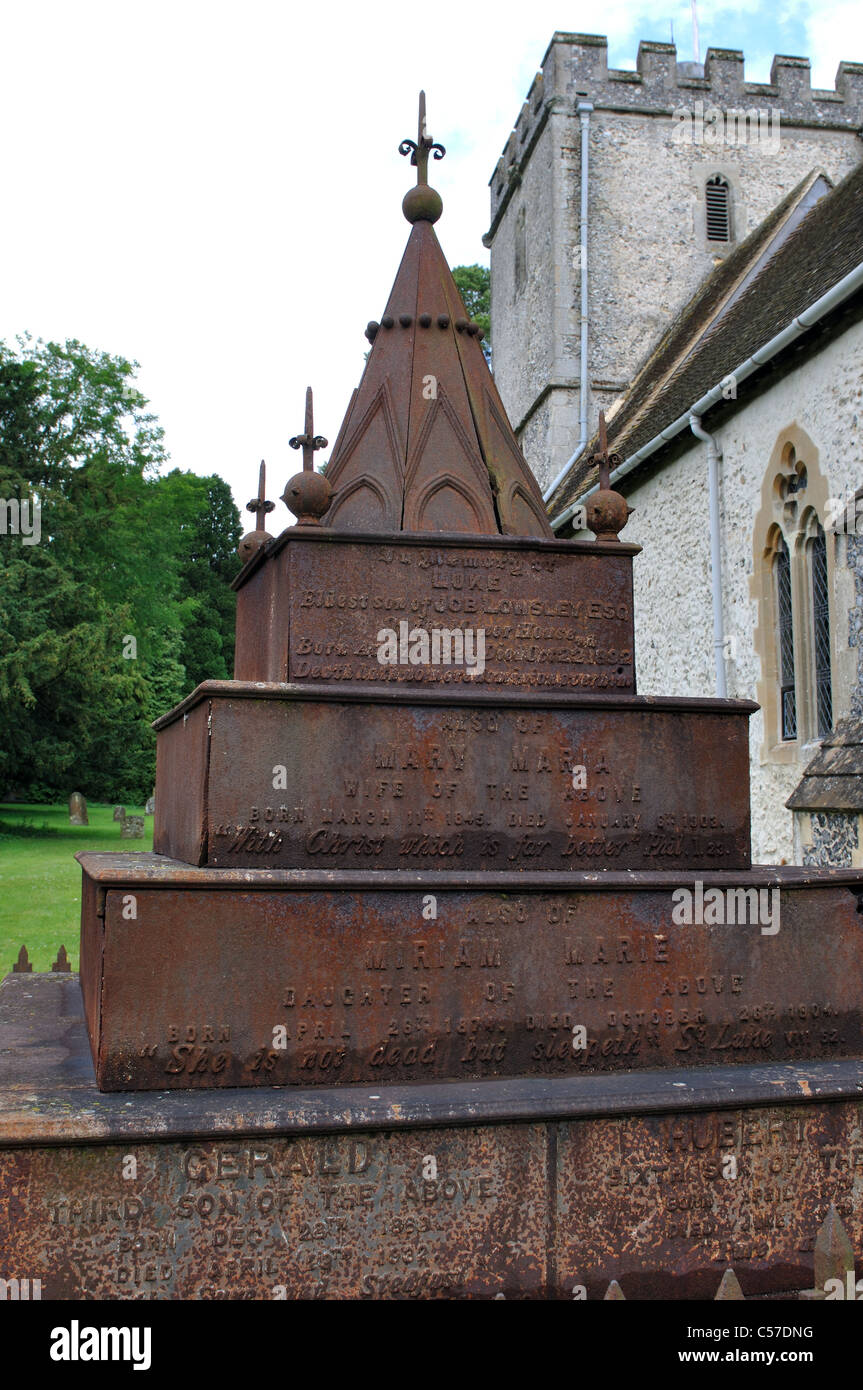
[452,264,490,343]
[0,336,240,802]
[156,470,241,689]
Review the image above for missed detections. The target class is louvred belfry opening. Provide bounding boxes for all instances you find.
[321,93,553,539]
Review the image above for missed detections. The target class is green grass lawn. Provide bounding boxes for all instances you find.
[0,803,153,974]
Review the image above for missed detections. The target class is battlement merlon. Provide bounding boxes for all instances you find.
[487,33,863,231]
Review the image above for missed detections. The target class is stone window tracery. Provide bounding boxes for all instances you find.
[753,437,836,759]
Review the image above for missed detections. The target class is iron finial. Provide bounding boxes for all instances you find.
[596,411,612,491]
[247,460,275,521]
[283,386,332,526]
[238,459,276,563]
[585,410,631,544]
[289,387,328,472]
[399,90,446,187]
[400,91,445,224]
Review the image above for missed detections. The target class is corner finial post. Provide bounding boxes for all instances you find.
[289,386,328,472]
[238,459,276,561]
[246,460,275,521]
[283,386,332,526]
[597,411,611,491]
[585,410,631,543]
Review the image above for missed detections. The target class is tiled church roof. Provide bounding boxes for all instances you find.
[548,161,863,523]
[787,718,863,811]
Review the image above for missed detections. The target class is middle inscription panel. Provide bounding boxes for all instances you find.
[155,691,754,871]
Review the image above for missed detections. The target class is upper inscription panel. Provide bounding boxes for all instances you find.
[284,539,636,693]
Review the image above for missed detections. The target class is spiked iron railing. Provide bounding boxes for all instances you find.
[10,945,71,974]
[599,1204,858,1300]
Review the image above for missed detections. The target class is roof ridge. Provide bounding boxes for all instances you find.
[548,162,863,521]
[608,171,824,442]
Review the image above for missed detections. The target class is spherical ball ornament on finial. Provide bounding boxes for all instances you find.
[585,489,632,543]
[403,184,443,224]
[238,530,270,563]
[282,470,332,527]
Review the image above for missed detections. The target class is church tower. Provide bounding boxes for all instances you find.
[484,34,863,492]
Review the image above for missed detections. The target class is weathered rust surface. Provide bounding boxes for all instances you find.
[11,973,863,1144]
[232,531,639,689]
[287,538,634,689]
[3,975,863,1300]
[2,1081,861,1297]
[154,686,754,871]
[5,1108,858,1300]
[555,1105,863,1299]
[154,693,209,867]
[75,861,863,1091]
[0,1126,547,1300]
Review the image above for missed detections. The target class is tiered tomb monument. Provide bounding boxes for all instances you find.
[2,97,863,1299]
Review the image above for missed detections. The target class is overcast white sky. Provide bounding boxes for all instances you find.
[2,0,860,522]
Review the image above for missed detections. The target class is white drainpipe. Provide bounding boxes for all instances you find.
[689,413,727,698]
[542,100,592,502]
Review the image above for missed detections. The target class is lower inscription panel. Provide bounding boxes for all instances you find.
[1,1103,861,1299]
[154,690,754,872]
[557,1104,863,1298]
[0,1126,547,1300]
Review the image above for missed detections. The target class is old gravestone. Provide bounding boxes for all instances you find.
[145,794,155,816]
[120,815,145,840]
[3,96,863,1300]
[68,791,87,826]
[112,805,126,822]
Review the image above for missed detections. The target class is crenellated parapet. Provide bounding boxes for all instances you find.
[488,32,863,228]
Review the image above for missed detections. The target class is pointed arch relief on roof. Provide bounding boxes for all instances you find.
[498,479,553,537]
[323,378,405,531]
[325,474,397,532]
[475,386,553,537]
[407,472,496,535]
[403,385,498,533]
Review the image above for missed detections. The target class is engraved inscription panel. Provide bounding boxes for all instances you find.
[95,884,863,1089]
[3,1105,862,1298]
[0,1127,546,1299]
[205,699,751,871]
[556,1104,863,1298]
[287,542,635,692]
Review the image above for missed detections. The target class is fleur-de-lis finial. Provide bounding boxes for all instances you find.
[585,411,631,543]
[399,91,446,188]
[238,460,276,561]
[591,411,622,491]
[289,387,328,472]
[283,386,332,526]
[247,460,275,521]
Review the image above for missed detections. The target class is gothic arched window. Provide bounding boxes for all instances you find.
[808,521,833,738]
[706,175,732,243]
[773,532,797,740]
[754,436,837,757]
